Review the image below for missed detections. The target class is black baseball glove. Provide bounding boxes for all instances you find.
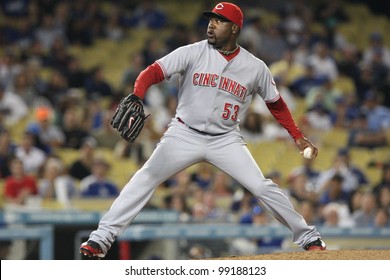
[111,93,148,142]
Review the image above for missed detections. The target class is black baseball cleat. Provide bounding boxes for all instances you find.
[303,238,326,251]
[80,240,105,259]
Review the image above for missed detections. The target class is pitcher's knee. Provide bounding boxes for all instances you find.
[248,178,279,197]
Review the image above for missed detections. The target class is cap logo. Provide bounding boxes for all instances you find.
[216,3,224,10]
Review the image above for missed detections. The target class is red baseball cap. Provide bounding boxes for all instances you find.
[202,2,244,29]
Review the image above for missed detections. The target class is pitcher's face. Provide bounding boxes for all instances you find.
[206,17,236,48]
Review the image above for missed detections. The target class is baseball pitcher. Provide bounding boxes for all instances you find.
[80,2,325,259]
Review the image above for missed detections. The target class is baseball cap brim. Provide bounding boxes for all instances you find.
[202,11,232,23]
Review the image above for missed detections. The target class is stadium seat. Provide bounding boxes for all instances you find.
[320,128,349,148]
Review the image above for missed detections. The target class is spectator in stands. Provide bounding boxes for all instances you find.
[347,111,387,149]
[52,1,70,35]
[191,162,214,190]
[165,169,196,196]
[84,65,113,99]
[91,110,122,149]
[239,15,265,56]
[363,47,389,89]
[322,18,349,51]
[301,102,333,133]
[128,0,167,29]
[0,82,29,127]
[362,32,390,69]
[1,0,29,18]
[307,42,339,81]
[332,64,357,99]
[0,50,23,89]
[63,56,86,89]
[211,171,233,198]
[121,53,146,89]
[315,0,349,26]
[75,1,106,41]
[305,76,342,112]
[68,136,96,181]
[269,49,305,87]
[290,63,327,98]
[85,97,105,132]
[25,106,65,154]
[375,185,390,212]
[289,0,313,25]
[34,14,67,52]
[281,7,306,48]
[360,91,390,132]
[192,0,214,33]
[15,131,47,175]
[243,109,291,142]
[251,75,296,118]
[322,203,339,227]
[318,174,349,206]
[24,58,47,99]
[141,37,168,67]
[40,70,69,106]
[165,24,190,52]
[4,157,38,205]
[347,189,363,215]
[316,148,368,195]
[80,157,119,198]
[288,157,320,190]
[374,208,390,228]
[337,44,361,91]
[257,24,288,65]
[46,37,71,73]
[61,106,90,149]
[351,191,377,227]
[286,171,318,205]
[163,192,191,223]
[7,70,36,105]
[151,94,178,135]
[330,95,361,129]
[66,8,94,46]
[240,111,265,143]
[24,40,47,67]
[0,128,16,178]
[322,201,354,228]
[54,89,82,125]
[230,188,258,217]
[38,156,77,206]
[298,200,320,226]
[373,164,390,197]
[104,8,125,41]
[191,190,229,222]
[355,65,374,104]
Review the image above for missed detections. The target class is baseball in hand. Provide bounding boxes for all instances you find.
[303,147,315,159]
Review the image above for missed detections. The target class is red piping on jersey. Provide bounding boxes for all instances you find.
[133,62,165,99]
[266,96,304,141]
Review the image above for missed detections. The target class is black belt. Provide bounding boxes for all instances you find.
[176,117,227,136]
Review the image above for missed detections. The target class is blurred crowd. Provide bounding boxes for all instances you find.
[0,0,390,255]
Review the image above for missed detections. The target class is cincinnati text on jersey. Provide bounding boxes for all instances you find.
[192,72,248,101]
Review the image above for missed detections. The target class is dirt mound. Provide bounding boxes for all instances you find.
[213,249,390,260]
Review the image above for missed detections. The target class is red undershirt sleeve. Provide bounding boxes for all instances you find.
[133,62,165,99]
[266,96,304,141]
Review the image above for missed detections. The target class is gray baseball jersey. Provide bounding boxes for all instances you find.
[87,41,321,256]
[157,40,279,134]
